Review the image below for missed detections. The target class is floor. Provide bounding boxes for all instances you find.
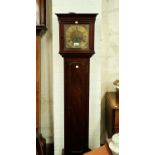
[83,144,112,155]
[46,143,112,155]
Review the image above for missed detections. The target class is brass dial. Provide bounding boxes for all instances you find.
[64,24,89,49]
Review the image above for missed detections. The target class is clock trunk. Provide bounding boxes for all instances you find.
[64,58,89,155]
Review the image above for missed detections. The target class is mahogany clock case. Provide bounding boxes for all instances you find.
[56,13,98,155]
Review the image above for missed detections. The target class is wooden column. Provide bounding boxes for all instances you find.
[36,35,40,132]
[36,0,47,154]
[36,35,46,155]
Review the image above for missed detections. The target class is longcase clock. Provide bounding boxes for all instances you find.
[56,13,98,155]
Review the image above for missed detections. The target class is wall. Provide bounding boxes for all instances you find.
[41,0,53,144]
[100,0,119,144]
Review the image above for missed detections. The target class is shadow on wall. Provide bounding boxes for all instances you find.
[41,0,54,144]
[46,0,53,142]
[100,93,106,145]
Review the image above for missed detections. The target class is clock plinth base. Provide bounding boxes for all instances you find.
[62,148,91,155]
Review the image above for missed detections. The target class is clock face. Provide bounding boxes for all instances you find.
[64,24,89,49]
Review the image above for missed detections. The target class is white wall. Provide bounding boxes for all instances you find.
[52,0,102,154]
[100,0,119,144]
[41,0,53,144]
